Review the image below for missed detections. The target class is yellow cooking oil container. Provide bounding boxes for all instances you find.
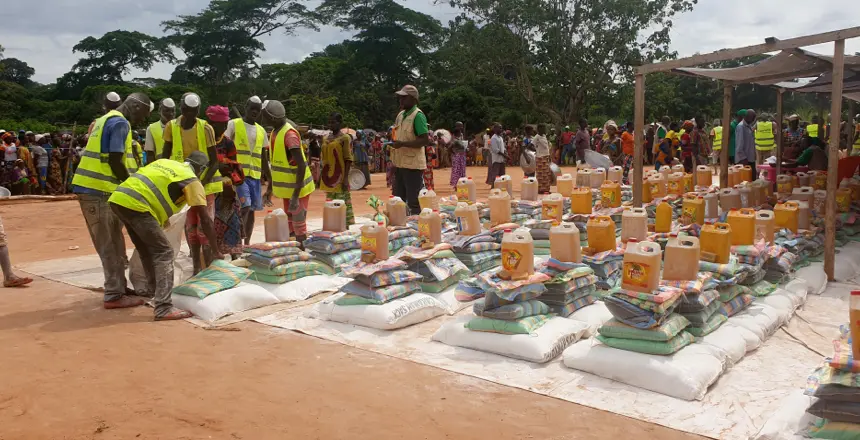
[813,171,828,190]
[682,173,694,193]
[586,216,617,253]
[726,208,755,246]
[668,172,684,195]
[648,173,667,199]
[700,222,732,264]
[642,175,653,203]
[570,187,593,215]
[777,174,794,198]
[622,239,663,293]
[600,180,622,208]
[755,210,775,244]
[681,194,705,225]
[836,188,853,212]
[541,192,565,225]
[663,235,701,281]
[739,165,753,183]
[655,199,673,233]
[556,173,574,197]
[774,201,799,233]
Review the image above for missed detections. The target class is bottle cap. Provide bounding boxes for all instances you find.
[433,209,439,212]
[378,221,385,226]
[852,291,860,296]
[628,238,638,243]
[503,229,512,233]
[325,198,332,202]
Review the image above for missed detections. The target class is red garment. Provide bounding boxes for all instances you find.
[561,131,574,145]
[680,133,693,158]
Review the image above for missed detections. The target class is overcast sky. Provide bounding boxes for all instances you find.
[3,0,859,84]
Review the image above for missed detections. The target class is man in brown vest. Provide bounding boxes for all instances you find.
[391,85,432,214]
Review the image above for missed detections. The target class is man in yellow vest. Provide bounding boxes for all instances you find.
[754,112,778,166]
[261,100,315,244]
[144,98,175,165]
[224,96,269,245]
[162,92,221,274]
[391,85,432,214]
[807,115,821,141]
[108,151,221,321]
[71,92,153,310]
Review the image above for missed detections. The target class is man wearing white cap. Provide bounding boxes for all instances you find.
[224,96,269,245]
[71,92,153,309]
[162,92,220,274]
[104,92,122,112]
[391,84,431,214]
[145,98,175,164]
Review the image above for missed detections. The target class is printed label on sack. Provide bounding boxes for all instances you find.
[361,235,376,251]
[601,189,616,206]
[502,249,523,271]
[457,186,469,201]
[418,222,430,238]
[623,261,650,288]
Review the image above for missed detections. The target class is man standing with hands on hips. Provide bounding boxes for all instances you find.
[391,85,431,215]
[262,100,315,245]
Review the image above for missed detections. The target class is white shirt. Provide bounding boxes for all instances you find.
[533,134,550,157]
[144,121,167,152]
[490,134,506,164]
[4,145,17,162]
[224,119,268,149]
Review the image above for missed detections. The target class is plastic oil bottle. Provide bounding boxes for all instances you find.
[386,196,408,227]
[500,228,534,280]
[264,209,291,242]
[836,187,853,212]
[550,222,581,263]
[577,168,592,188]
[851,291,860,360]
[682,194,705,226]
[418,188,439,212]
[774,202,800,233]
[322,199,347,233]
[590,167,606,189]
[655,199,673,233]
[608,166,623,183]
[796,172,811,187]
[454,202,481,235]
[813,189,827,215]
[642,175,653,203]
[648,173,667,199]
[600,180,622,208]
[660,165,672,179]
[672,164,685,174]
[557,173,574,197]
[740,165,753,183]
[727,166,738,187]
[521,177,539,201]
[570,188,593,215]
[700,222,732,264]
[682,173,694,193]
[777,174,794,197]
[790,187,814,205]
[586,216,617,253]
[738,183,753,208]
[755,210,775,243]
[418,208,442,245]
[456,177,477,203]
[696,165,712,187]
[719,187,741,212]
[668,172,684,195]
[494,174,513,197]
[542,193,565,225]
[797,201,811,230]
[488,188,512,225]
[663,235,701,281]
[361,221,389,261]
[622,239,662,293]
[726,208,755,245]
[621,207,648,243]
[703,192,719,220]
[813,171,828,190]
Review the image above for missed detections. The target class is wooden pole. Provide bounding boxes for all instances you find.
[776,90,784,178]
[720,84,732,188]
[824,39,845,281]
[633,74,645,206]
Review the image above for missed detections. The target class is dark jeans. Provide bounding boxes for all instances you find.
[393,167,424,215]
[79,193,128,302]
[110,203,175,317]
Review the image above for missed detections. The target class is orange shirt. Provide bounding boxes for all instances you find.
[621,131,634,155]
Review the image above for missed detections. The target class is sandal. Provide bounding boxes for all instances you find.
[4,277,33,288]
[154,308,193,321]
[104,296,145,309]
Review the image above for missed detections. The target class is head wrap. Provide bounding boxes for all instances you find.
[737,109,747,117]
[205,105,230,123]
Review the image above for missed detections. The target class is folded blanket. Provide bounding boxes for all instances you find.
[660,272,717,295]
[420,276,461,293]
[548,294,596,317]
[354,269,423,288]
[614,285,684,304]
[468,258,501,274]
[473,299,550,320]
[676,289,718,314]
[245,246,303,258]
[687,313,727,337]
[413,257,470,282]
[476,268,550,298]
[598,313,690,342]
[456,250,502,266]
[719,293,754,317]
[389,228,419,240]
[545,275,599,296]
[245,241,302,252]
[312,249,361,269]
[603,294,675,329]
[609,287,682,314]
[679,299,722,325]
[465,314,552,335]
[340,280,421,303]
[246,251,313,270]
[454,277,485,301]
[305,239,361,255]
[249,260,332,277]
[393,244,454,261]
[596,331,694,355]
[341,258,408,277]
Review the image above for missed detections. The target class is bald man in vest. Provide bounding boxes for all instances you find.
[224,96,270,245]
[391,85,432,214]
[145,98,175,165]
[71,92,153,309]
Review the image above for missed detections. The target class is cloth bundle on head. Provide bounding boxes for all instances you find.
[206,105,230,123]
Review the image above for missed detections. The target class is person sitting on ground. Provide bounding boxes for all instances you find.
[795,136,828,171]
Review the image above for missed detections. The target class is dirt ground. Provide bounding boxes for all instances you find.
[0,166,700,440]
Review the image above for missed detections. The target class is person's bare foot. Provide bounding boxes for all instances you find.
[154,307,193,321]
[103,296,145,309]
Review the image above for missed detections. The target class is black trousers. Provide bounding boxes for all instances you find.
[393,167,424,215]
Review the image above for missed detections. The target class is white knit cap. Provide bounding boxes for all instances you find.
[184,93,201,107]
[106,91,121,102]
[249,95,262,104]
[161,98,176,108]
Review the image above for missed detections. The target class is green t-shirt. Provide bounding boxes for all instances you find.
[729,120,738,157]
[403,106,428,137]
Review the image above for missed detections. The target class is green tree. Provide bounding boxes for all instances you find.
[163,0,320,84]
[426,85,489,132]
[0,58,36,87]
[55,30,174,99]
[285,94,359,128]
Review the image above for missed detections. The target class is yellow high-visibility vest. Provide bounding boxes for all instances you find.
[807,123,819,139]
[755,121,775,150]
[148,121,165,157]
[169,117,222,195]
[108,159,199,226]
[712,126,723,150]
[232,118,265,179]
[71,110,133,194]
[270,122,315,200]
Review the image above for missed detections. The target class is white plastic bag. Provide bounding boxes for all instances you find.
[245,275,351,302]
[311,293,447,330]
[795,264,827,295]
[433,316,588,363]
[129,208,188,294]
[562,340,724,401]
[754,391,817,440]
[171,282,279,323]
[567,301,613,337]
